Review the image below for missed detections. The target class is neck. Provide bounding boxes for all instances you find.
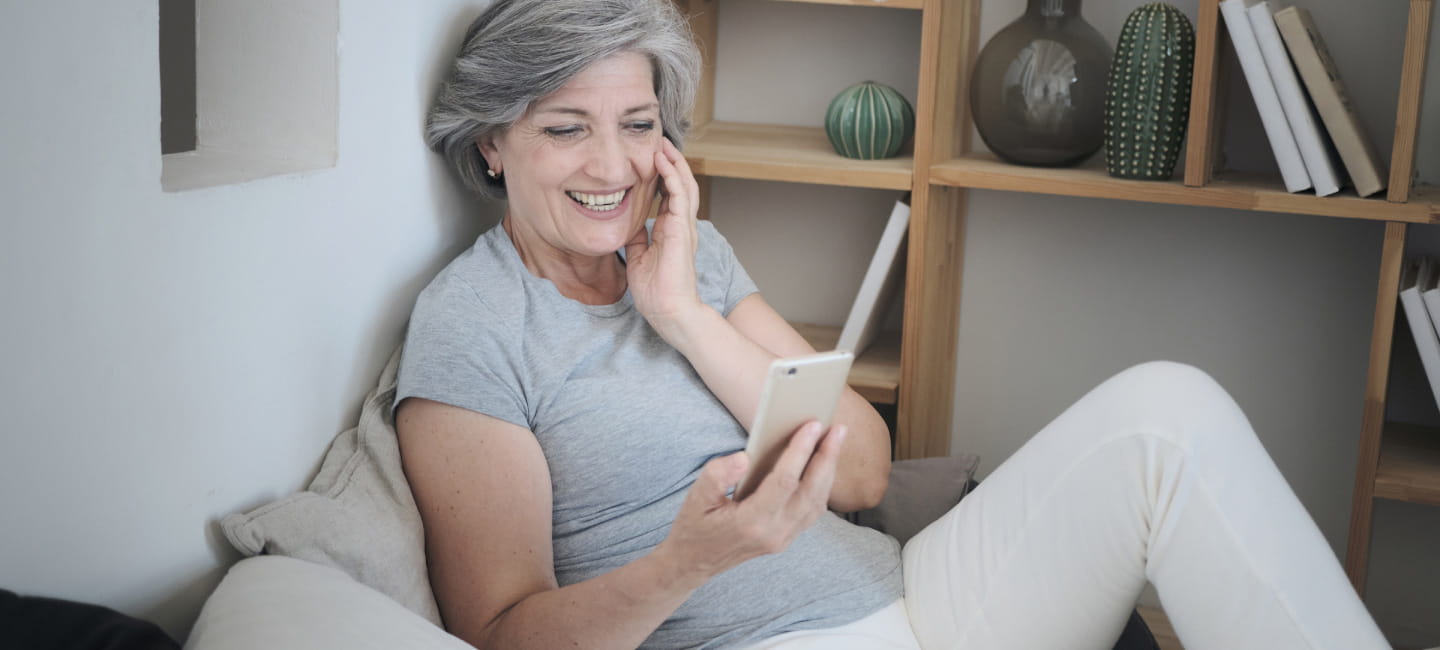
[502,216,627,306]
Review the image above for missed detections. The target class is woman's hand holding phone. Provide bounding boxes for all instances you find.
[654,420,849,587]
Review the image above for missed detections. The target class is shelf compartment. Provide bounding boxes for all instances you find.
[792,322,901,405]
[687,122,914,190]
[1375,423,1440,508]
[773,0,924,9]
[929,154,1440,224]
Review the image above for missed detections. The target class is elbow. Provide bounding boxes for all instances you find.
[856,470,890,510]
[832,467,889,513]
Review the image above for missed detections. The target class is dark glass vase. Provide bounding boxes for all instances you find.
[969,0,1112,167]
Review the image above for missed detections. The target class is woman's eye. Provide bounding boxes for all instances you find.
[544,126,584,140]
[626,121,656,134]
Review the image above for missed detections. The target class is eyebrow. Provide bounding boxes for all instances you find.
[534,103,659,118]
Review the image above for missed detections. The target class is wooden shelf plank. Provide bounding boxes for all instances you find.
[791,323,901,405]
[930,154,1440,224]
[1376,423,1440,508]
[1385,0,1434,204]
[775,0,924,9]
[1347,222,1408,590]
[687,122,914,190]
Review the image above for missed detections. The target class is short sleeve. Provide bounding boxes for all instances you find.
[394,274,530,429]
[695,221,758,316]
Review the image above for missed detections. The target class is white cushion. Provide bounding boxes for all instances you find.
[185,556,469,650]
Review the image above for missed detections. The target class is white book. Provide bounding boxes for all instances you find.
[1399,257,1440,412]
[1246,1,1342,196]
[1274,5,1388,197]
[837,197,910,356]
[1420,261,1440,352]
[1219,0,1311,193]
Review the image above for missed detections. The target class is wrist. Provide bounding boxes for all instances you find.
[649,301,718,352]
[646,540,710,594]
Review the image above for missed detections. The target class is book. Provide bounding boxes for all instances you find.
[1219,0,1312,193]
[1273,5,1388,197]
[1246,1,1342,196]
[1421,261,1440,346]
[836,196,910,356]
[1399,257,1440,412]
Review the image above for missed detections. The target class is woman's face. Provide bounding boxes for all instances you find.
[481,51,664,260]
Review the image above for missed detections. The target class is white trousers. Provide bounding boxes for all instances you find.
[748,362,1389,650]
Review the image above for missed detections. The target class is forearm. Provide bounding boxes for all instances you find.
[657,304,776,428]
[469,549,701,650]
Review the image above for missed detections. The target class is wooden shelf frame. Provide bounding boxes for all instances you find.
[1344,0,1437,594]
[675,0,965,460]
[687,122,913,190]
[931,154,1440,224]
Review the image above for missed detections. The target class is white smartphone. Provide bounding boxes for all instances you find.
[734,350,854,501]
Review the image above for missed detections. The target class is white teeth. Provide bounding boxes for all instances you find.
[566,189,627,211]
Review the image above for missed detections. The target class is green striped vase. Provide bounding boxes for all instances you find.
[824,81,914,160]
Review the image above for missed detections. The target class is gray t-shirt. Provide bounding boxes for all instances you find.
[396,221,902,649]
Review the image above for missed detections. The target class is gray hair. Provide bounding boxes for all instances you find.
[426,0,702,200]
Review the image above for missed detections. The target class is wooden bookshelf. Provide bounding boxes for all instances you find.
[930,154,1440,224]
[677,0,1436,633]
[792,322,902,405]
[687,122,914,190]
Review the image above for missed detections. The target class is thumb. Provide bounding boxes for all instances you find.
[623,225,650,262]
[694,452,749,500]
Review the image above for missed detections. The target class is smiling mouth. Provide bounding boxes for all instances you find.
[566,189,629,212]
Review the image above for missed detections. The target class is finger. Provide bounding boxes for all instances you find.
[695,452,749,501]
[794,425,847,511]
[623,221,650,261]
[654,149,689,221]
[748,421,824,507]
[662,138,700,207]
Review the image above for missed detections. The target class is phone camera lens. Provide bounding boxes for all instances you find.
[787,368,797,376]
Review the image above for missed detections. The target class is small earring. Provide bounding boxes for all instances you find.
[486,168,502,180]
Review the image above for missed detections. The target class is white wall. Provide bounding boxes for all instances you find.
[1,0,1434,646]
[0,0,495,640]
[711,0,1438,647]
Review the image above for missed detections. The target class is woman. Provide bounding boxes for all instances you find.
[396,1,1390,648]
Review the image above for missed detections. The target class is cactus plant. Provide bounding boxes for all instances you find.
[1104,3,1195,180]
[824,81,914,160]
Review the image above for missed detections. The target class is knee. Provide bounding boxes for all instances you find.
[1095,361,1249,439]
[1114,361,1223,397]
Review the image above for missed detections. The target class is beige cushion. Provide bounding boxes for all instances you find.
[220,347,442,625]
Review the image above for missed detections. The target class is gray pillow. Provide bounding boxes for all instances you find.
[847,453,981,546]
[220,346,443,625]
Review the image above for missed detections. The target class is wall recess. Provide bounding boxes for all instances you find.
[159,0,338,191]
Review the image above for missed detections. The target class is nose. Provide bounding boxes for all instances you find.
[584,129,633,185]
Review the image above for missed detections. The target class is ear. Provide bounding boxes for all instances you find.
[476,135,502,174]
